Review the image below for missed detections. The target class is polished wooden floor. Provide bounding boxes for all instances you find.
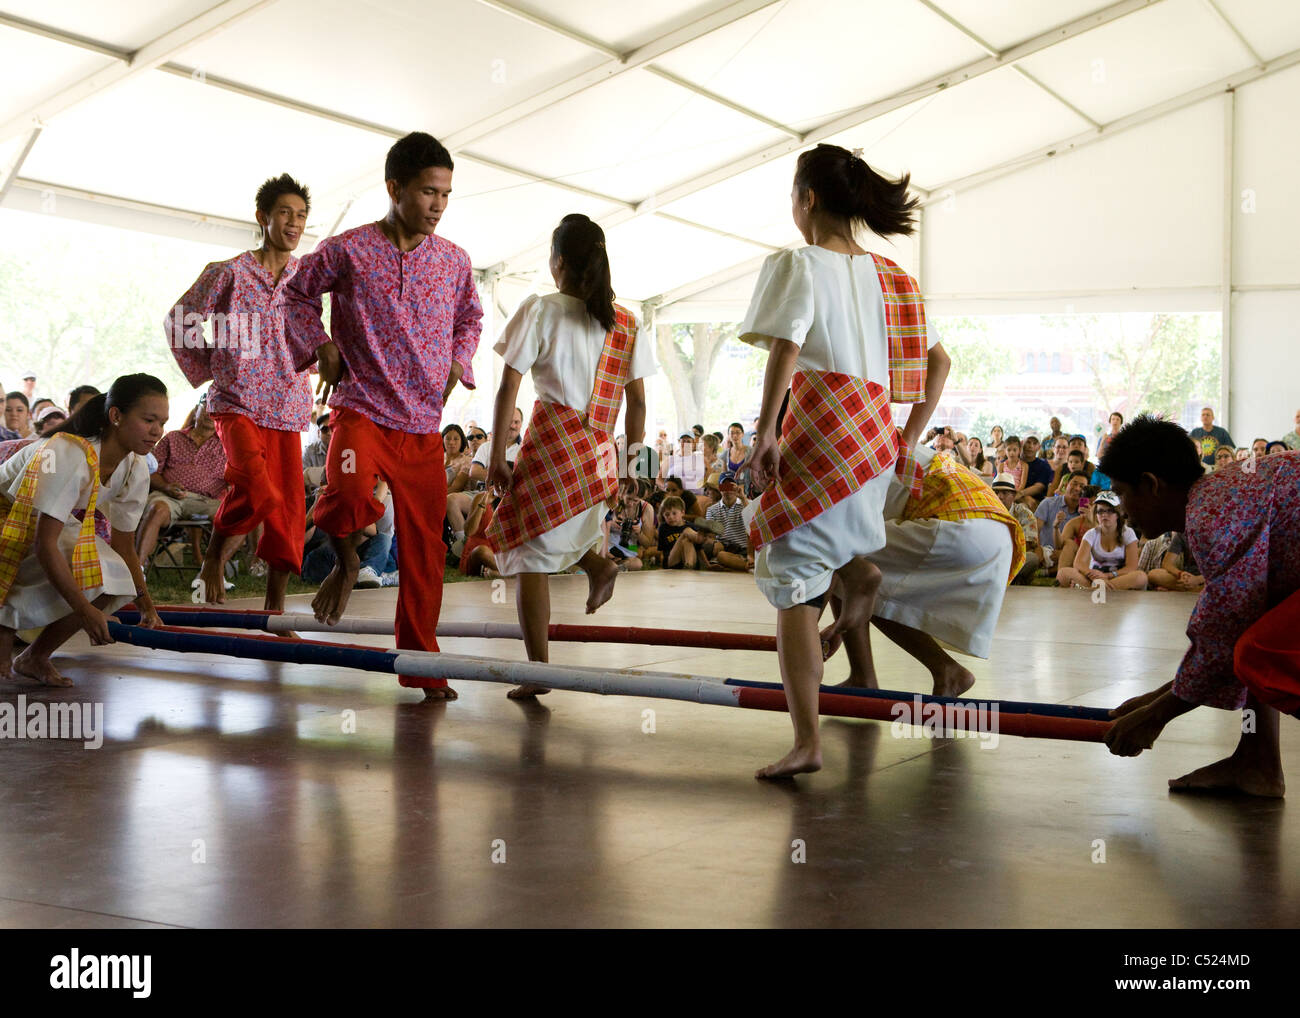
[1,573,1296,928]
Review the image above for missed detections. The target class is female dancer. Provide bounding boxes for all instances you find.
[0,374,166,685]
[486,214,655,697]
[742,144,949,778]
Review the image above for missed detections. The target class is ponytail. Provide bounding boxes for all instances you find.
[794,143,918,238]
[552,213,616,332]
[49,373,168,439]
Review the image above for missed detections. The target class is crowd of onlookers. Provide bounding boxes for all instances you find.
[9,365,1298,598]
[950,405,1300,592]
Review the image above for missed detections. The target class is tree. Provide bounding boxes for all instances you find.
[654,321,738,432]
[934,316,1015,390]
[1043,312,1221,421]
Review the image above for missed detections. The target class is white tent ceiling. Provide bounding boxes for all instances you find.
[2,0,1299,316]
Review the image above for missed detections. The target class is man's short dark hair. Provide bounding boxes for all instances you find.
[1004,435,1021,446]
[67,384,99,407]
[1064,471,1090,485]
[666,476,683,490]
[256,173,310,216]
[385,132,453,187]
[1067,449,1085,460]
[5,391,28,408]
[1098,415,1204,488]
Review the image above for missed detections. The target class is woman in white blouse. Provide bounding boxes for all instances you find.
[740,144,949,779]
[0,374,166,685]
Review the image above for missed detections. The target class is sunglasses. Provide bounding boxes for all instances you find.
[468,432,487,441]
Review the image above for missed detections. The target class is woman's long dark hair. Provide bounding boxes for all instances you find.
[794,144,918,238]
[50,373,168,440]
[553,213,615,332]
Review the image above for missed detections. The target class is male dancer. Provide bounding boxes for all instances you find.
[283,133,482,699]
[167,173,312,612]
[1102,417,1297,797]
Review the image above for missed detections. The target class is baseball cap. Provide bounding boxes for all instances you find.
[34,405,66,424]
[21,369,35,380]
[990,473,1017,491]
[1094,490,1121,508]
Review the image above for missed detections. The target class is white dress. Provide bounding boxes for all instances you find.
[739,246,939,610]
[0,436,148,630]
[868,445,1012,658]
[493,293,657,575]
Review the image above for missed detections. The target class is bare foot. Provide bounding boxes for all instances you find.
[932,662,975,698]
[1104,702,1169,757]
[585,557,618,615]
[507,684,551,699]
[422,685,459,701]
[197,559,227,605]
[755,744,822,779]
[12,649,73,687]
[274,631,303,641]
[819,557,880,647]
[833,672,877,689]
[312,559,359,625]
[1169,754,1286,798]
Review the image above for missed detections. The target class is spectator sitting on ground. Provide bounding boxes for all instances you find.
[699,432,725,475]
[67,385,100,415]
[1057,490,1146,590]
[604,478,656,570]
[303,411,331,470]
[1054,486,1098,579]
[135,398,229,568]
[1036,470,1089,566]
[1045,435,1069,479]
[304,481,395,588]
[657,495,707,569]
[1048,448,1089,496]
[703,474,751,572]
[29,398,56,421]
[34,405,67,436]
[1266,440,1289,457]
[1284,408,1300,451]
[442,423,472,482]
[697,480,722,514]
[999,435,1034,504]
[4,391,34,439]
[1146,531,1205,592]
[464,423,488,462]
[663,476,701,518]
[459,490,499,579]
[1213,445,1236,472]
[1020,435,1052,503]
[992,473,1041,584]
[1235,447,1251,461]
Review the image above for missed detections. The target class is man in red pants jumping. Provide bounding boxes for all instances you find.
[283,133,482,699]
[1102,416,1299,797]
[167,173,313,612]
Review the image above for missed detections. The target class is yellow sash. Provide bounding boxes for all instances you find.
[0,435,103,602]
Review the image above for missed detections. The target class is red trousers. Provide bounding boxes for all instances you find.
[1235,587,1300,717]
[312,408,447,688]
[212,413,305,574]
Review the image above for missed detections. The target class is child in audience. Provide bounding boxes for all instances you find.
[657,496,705,569]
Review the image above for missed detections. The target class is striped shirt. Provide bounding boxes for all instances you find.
[706,499,748,548]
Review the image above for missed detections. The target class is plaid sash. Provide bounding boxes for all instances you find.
[0,434,104,602]
[872,253,928,404]
[901,452,1026,584]
[893,434,925,500]
[487,306,637,552]
[749,370,897,549]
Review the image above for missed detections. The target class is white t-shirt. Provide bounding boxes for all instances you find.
[0,436,148,532]
[1082,526,1137,571]
[495,293,657,412]
[739,247,939,385]
[472,440,518,468]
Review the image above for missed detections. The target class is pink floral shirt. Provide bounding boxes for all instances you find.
[1178,451,1300,710]
[166,251,313,432]
[283,223,481,434]
[152,428,229,499]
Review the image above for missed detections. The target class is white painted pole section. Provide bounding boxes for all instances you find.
[264,614,526,639]
[391,651,744,707]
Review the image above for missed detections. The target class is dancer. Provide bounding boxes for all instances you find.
[283,132,482,699]
[829,442,1025,696]
[742,144,949,778]
[485,214,652,698]
[0,375,165,686]
[1103,417,1298,797]
[167,173,313,612]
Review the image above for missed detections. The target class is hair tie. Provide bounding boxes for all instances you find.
[850,147,865,161]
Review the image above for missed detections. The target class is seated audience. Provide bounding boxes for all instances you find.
[67,385,100,415]
[1146,531,1205,592]
[1284,408,1300,451]
[703,474,751,571]
[1213,445,1236,471]
[1056,490,1146,590]
[992,473,1041,584]
[442,423,472,482]
[604,478,656,571]
[657,495,707,569]
[1020,435,1052,503]
[135,398,229,567]
[1266,440,1289,457]
[4,392,34,439]
[34,405,67,436]
[1035,470,1088,564]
